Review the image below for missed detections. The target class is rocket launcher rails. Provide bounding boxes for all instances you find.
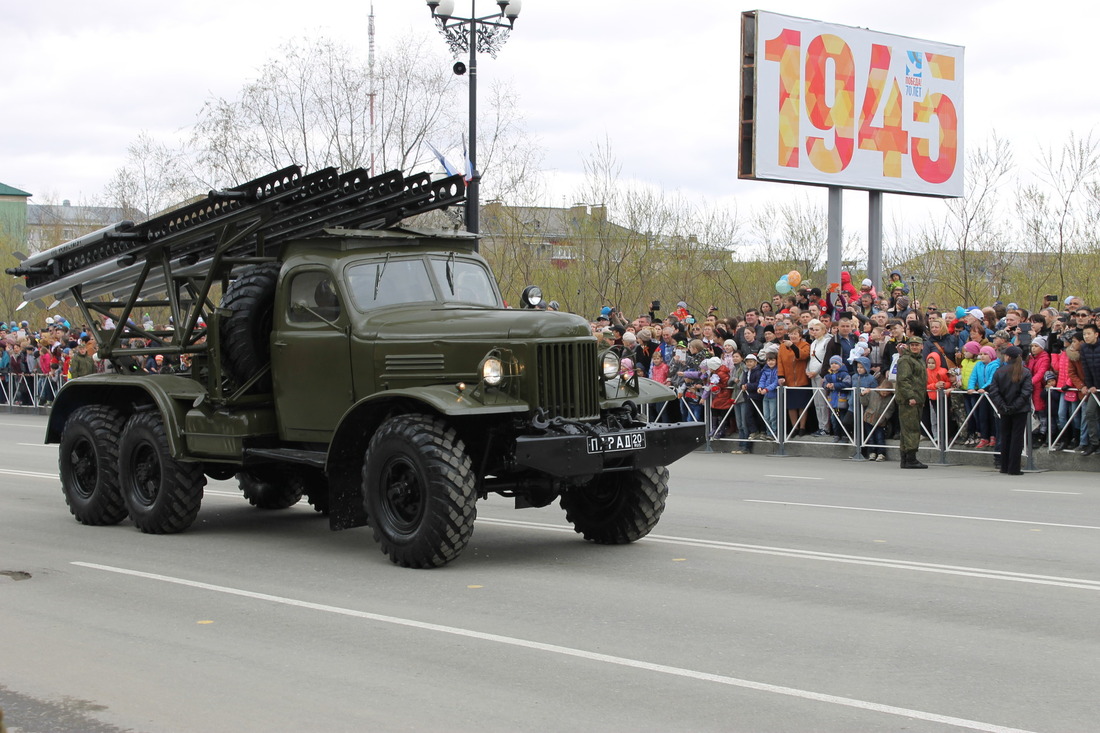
[6,165,466,304]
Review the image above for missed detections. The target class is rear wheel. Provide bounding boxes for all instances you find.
[560,466,669,544]
[119,412,206,534]
[362,415,476,568]
[237,469,304,510]
[58,405,128,525]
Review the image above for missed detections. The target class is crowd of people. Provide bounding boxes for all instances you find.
[5,280,1100,473]
[0,313,188,406]
[591,274,1100,470]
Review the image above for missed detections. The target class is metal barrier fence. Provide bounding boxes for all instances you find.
[8,372,1097,468]
[0,373,69,408]
[685,383,1099,469]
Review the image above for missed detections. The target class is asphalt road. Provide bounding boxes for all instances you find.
[1,412,1097,733]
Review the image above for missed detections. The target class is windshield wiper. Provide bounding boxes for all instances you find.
[445,252,455,295]
[373,252,390,301]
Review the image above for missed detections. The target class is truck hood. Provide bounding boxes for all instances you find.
[363,306,593,341]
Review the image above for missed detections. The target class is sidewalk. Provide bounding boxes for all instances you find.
[703,432,1100,472]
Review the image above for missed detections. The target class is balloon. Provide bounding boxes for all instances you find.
[787,270,802,288]
[775,279,792,294]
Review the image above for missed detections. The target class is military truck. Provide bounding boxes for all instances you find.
[6,165,704,567]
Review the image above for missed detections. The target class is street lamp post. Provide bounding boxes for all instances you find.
[426,0,522,235]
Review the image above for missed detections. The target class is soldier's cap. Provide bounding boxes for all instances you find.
[906,336,924,345]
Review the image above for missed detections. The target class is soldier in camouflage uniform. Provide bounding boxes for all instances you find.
[895,335,928,468]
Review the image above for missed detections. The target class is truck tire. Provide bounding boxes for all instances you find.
[237,469,304,509]
[560,466,669,544]
[118,412,206,534]
[58,405,128,526]
[219,262,279,390]
[362,414,476,568]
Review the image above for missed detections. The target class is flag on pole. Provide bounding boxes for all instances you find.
[426,142,459,177]
[462,135,473,185]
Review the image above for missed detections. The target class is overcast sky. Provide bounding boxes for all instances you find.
[5,1,1100,242]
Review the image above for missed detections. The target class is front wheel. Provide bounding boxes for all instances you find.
[119,412,206,534]
[362,415,477,568]
[560,466,669,544]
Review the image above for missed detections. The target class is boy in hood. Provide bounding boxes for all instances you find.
[822,355,851,442]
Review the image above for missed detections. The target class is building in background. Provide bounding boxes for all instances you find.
[0,182,32,243]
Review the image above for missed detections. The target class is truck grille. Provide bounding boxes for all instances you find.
[536,341,599,420]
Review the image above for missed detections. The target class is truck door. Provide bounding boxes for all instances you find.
[271,267,354,442]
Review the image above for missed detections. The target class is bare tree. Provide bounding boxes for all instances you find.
[1016,132,1100,298]
[750,195,828,283]
[103,132,192,219]
[905,134,1015,306]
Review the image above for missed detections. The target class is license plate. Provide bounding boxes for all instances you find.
[587,431,646,454]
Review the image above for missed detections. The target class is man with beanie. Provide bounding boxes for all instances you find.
[896,335,928,468]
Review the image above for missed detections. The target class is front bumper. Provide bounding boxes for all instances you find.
[512,421,706,478]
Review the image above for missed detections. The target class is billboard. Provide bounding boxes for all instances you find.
[739,11,964,197]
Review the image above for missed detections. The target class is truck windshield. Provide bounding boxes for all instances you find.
[429,257,498,307]
[345,259,435,310]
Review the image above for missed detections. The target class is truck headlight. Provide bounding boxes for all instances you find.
[601,351,621,380]
[482,357,503,386]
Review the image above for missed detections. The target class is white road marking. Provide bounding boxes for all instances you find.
[1011,489,1081,495]
[16,442,52,448]
[764,474,823,480]
[71,561,1038,733]
[0,467,59,480]
[744,500,1100,530]
[479,518,1100,591]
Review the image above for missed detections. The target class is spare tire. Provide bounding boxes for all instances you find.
[219,263,280,390]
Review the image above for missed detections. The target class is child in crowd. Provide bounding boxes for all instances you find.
[968,345,1001,449]
[648,350,671,422]
[861,364,895,461]
[1050,334,1082,451]
[822,355,851,442]
[649,350,669,384]
[737,352,762,451]
[721,339,738,370]
[925,351,951,435]
[958,341,982,445]
[1028,337,1051,445]
[707,356,734,440]
[758,351,780,439]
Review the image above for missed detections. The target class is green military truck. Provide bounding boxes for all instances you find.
[6,165,704,567]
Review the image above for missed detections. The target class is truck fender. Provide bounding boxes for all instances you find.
[324,385,524,531]
[46,375,208,461]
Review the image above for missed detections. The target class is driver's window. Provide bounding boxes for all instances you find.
[288,270,342,323]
